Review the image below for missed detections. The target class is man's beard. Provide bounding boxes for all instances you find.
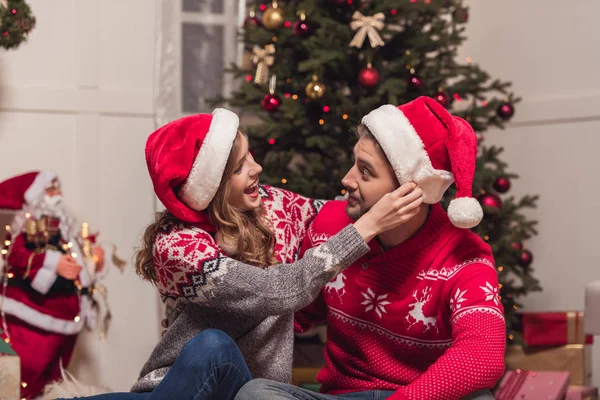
[12,195,77,240]
[345,193,371,221]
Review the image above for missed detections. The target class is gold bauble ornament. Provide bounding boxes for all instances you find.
[263,2,285,30]
[305,75,326,100]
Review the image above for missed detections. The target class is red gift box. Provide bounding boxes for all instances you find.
[495,370,570,400]
[566,385,598,400]
[522,312,594,347]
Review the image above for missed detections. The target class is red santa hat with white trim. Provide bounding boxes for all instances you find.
[145,108,239,230]
[361,96,483,229]
[0,170,58,210]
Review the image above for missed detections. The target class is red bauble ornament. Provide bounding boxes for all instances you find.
[452,7,469,23]
[479,193,502,214]
[435,91,452,108]
[261,93,281,112]
[494,177,511,193]
[359,66,380,88]
[407,75,423,92]
[497,102,515,120]
[293,19,310,36]
[244,16,259,26]
[518,249,533,268]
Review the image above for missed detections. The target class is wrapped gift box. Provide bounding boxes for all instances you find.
[495,370,570,400]
[566,385,599,400]
[521,312,594,347]
[506,345,592,386]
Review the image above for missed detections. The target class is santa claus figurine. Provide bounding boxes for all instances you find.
[0,171,105,399]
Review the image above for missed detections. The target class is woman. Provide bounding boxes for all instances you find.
[60,108,422,400]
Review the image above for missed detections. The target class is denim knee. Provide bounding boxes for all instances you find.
[234,378,271,400]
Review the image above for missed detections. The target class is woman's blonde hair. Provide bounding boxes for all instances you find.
[134,131,278,284]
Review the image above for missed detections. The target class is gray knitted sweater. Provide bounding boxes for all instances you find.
[131,186,369,392]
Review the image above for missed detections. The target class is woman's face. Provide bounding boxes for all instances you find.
[227,135,263,211]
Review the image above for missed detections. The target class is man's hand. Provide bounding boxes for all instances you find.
[93,246,105,273]
[57,255,82,280]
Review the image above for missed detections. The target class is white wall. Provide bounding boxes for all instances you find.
[0,0,161,391]
[462,0,600,386]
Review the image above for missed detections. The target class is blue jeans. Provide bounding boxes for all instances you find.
[58,329,252,400]
[234,379,495,400]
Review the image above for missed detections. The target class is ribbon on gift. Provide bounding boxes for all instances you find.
[349,11,386,48]
[252,44,276,85]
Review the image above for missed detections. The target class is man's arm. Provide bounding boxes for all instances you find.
[389,263,506,400]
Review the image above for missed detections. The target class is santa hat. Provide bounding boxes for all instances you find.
[145,108,239,227]
[0,171,58,210]
[361,96,483,229]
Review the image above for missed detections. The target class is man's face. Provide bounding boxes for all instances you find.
[342,137,399,220]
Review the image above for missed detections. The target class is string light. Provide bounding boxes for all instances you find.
[497,266,504,272]
[323,105,330,113]
[245,75,253,82]
[259,4,267,11]
[484,235,489,241]
[5,225,10,231]
[284,93,290,98]
[1,249,7,255]
[498,284,503,289]
[272,37,278,43]
[390,9,397,15]
[466,56,472,64]
[74,316,81,322]
[268,138,276,145]
[281,179,287,184]
[71,252,78,258]
[342,114,349,120]
[509,334,514,340]
[284,21,291,28]
[513,305,518,309]
[21,382,27,388]
[482,100,488,107]
[4,240,10,246]
[341,189,346,195]
[4,337,10,344]
[319,119,325,125]
[292,94,298,100]
[7,272,14,279]
[25,213,30,218]
[405,50,411,55]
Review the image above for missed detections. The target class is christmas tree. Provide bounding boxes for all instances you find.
[0,0,35,51]
[219,0,540,341]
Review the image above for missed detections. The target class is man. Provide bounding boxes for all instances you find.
[235,97,505,400]
[0,171,105,399]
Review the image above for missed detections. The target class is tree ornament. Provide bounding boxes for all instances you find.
[497,101,515,120]
[244,9,259,27]
[518,249,533,268]
[349,11,385,48]
[479,193,502,215]
[262,75,281,112]
[305,74,326,100]
[452,7,469,23]
[407,74,423,92]
[263,1,285,30]
[252,44,276,85]
[434,90,452,108]
[358,63,380,88]
[293,11,311,37]
[494,177,511,193]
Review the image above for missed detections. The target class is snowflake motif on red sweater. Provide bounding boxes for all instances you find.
[449,287,468,313]
[480,281,500,305]
[361,287,390,318]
